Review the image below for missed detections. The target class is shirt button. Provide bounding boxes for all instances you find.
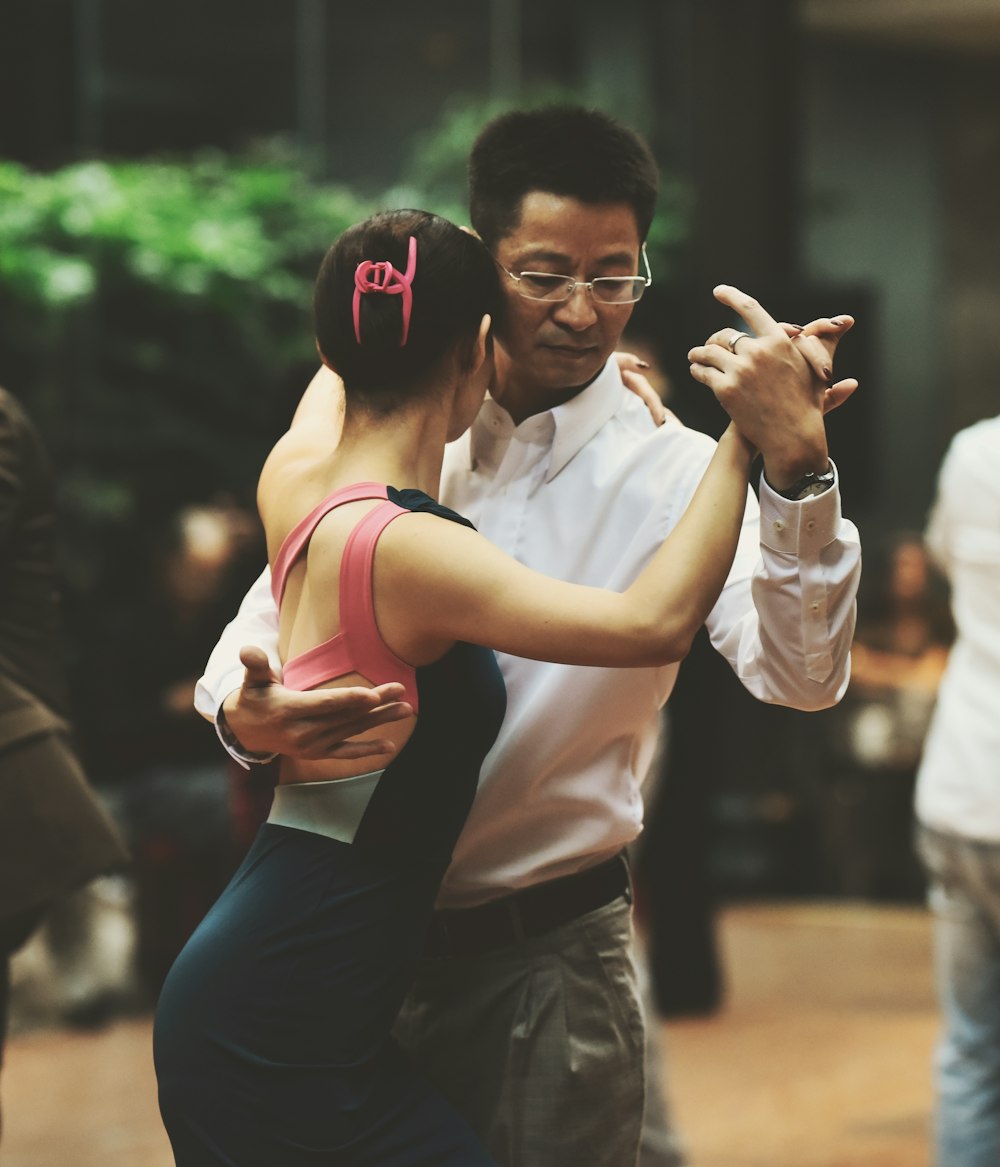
[806,519,816,532]
[773,520,785,532]
[810,601,820,613]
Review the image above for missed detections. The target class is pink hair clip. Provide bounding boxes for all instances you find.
[353,235,418,346]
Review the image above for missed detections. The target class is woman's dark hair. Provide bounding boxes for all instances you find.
[468,106,659,248]
[314,209,500,413]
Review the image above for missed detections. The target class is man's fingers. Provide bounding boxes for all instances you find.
[702,328,752,352]
[688,344,733,373]
[340,700,414,733]
[294,687,411,724]
[688,360,727,391]
[240,645,280,688]
[324,738,399,762]
[273,699,414,760]
[713,285,785,338]
[287,699,413,747]
[340,682,408,710]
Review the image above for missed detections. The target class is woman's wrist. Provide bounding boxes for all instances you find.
[718,422,756,470]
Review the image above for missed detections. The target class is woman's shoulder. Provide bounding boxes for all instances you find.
[259,428,327,501]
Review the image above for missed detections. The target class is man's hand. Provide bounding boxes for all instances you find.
[223,646,413,761]
[687,285,858,491]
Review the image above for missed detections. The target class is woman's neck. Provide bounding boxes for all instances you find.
[332,399,448,497]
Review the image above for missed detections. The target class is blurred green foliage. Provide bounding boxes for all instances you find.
[0,155,371,590]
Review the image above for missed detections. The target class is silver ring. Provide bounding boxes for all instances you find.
[728,332,750,354]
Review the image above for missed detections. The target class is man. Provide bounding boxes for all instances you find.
[0,386,128,1140]
[196,107,861,1166]
[915,414,1000,1167]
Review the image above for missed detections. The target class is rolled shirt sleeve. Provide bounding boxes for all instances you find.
[194,566,280,766]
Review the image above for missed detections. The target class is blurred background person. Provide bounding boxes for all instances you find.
[821,533,952,901]
[76,502,264,1000]
[914,414,1000,1167]
[0,384,128,1140]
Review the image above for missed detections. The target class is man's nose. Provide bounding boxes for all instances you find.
[551,284,598,331]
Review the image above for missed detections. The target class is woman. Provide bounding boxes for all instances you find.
[153,208,755,1165]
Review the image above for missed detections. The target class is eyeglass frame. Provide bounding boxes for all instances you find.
[494,244,653,305]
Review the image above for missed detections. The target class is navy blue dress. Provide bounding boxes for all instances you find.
[154,489,506,1165]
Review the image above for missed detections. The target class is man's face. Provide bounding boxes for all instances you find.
[491,192,642,401]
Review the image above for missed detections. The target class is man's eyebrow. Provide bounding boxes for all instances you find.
[514,249,637,268]
[513,249,573,266]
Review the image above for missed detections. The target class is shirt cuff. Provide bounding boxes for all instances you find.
[758,459,844,556]
[215,699,278,770]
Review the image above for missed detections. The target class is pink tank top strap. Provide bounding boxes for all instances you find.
[337,501,418,704]
[271,482,389,606]
[271,481,419,711]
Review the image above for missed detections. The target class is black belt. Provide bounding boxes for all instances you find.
[425,853,631,959]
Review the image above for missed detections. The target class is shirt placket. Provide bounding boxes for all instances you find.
[479,423,551,559]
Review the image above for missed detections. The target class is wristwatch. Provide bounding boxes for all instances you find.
[217,707,277,766]
[772,466,835,501]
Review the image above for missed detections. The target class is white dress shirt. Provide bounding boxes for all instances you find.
[916,416,1000,840]
[196,359,860,906]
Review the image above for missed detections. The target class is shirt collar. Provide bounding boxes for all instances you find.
[465,358,624,482]
[547,358,624,481]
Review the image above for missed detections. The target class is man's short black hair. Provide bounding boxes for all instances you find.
[468,106,659,248]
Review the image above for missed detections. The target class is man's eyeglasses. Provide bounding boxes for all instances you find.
[496,244,652,305]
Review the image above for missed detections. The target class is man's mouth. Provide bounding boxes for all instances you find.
[541,342,598,358]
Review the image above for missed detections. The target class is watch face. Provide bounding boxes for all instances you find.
[781,470,834,500]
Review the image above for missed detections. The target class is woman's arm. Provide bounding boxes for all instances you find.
[383,424,754,669]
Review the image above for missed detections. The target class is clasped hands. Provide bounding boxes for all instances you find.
[619,284,858,492]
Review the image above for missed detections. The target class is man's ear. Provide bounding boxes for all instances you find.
[470,314,493,375]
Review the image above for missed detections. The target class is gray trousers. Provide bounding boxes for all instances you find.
[393,896,686,1167]
[638,937,689,1167]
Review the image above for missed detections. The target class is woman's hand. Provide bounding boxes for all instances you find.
[613,351,673,426]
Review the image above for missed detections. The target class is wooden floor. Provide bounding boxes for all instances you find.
[1,902,938,1167]
[662,902,937,1167]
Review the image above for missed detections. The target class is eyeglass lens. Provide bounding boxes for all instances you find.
[516,273,647,303]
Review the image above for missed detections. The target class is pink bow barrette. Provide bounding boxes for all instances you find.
[353,235,418,346]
